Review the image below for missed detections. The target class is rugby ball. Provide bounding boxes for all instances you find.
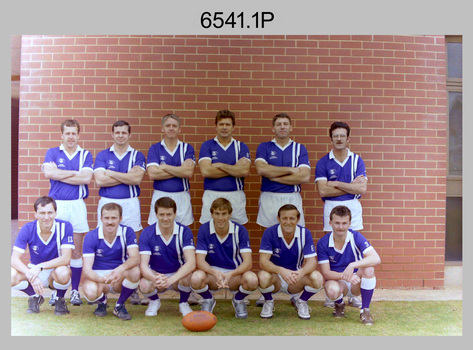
[181,310,217,332]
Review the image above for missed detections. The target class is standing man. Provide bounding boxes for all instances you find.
[315,121,367,308]
[81,202,141,321]
[93,120,146,236]
[316,205,380,325]
[190,198,258,319]
[11,196,74,316]
[255,113,311,228]
[42,119,93,306]
[139,197,196,317]
[198,110,251,225]
[147,114,195,227]
[257,204,324,320]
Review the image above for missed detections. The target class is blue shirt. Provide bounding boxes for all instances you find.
[316,229,373,273]
[94,145,146,199]
[44,145,93,200]
[139,222,195,274]
[259,224,316,271]
[83,225,138,270]
[147,140,195,192]
[315,149,367,201]
[13,219,75,265]
[255,139,310,193]
[198,137,250,191]
[196,220,252,270]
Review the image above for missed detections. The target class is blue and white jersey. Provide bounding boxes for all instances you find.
[139,221,195,274]
[44,145,93,200]
[315,149,367,201]
[196,220,252,270]
[83,225,138,270]
[259,224,316,271]
[13,219,75,265]
[94,145,146,199]
[147,140,195,192]
[316,229,373,273]
[198,137,250,191]
[255,139,310,193]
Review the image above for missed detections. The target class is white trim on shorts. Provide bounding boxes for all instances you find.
[55,199,89,233]
[199,190,248,225]
[148,190,194,226]
[97,197,143,231]
[323,198,363,231]
[256,192,305,227]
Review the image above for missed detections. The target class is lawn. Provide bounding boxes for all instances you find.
[10,297,462,336]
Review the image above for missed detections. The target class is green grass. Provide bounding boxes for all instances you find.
[10,297,462,336]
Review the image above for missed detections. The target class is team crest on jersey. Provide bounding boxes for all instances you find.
[153,246,161,256]
[96,249,104,257]
[329,169,337,180]
[208,244,215,254]
[160,156,167,164]
[31,246,40,255]
[329,256,336,263]
[270,151,277,160]
[108,160,116,170]
[273,248,281,258]
[57,158,66,168]
[211,151,218,160]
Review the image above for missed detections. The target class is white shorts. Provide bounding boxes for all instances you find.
[148,190,194,226]
[323,198,363,231]
[256,192,305,227]
[97,197,143,232]
[93,270,119,293]
[199,190,248,225]
[55,199,89,233]
[28,264,54,288]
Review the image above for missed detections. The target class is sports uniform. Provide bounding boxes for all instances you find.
[94,145,146,231]
[315,149,367,231]
[198,137,250,224]
[255,139,310,227]
[147,140,195,226]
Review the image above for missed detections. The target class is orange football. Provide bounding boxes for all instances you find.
[181,310,217,332]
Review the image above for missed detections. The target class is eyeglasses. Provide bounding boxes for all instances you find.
[332,134,347,139]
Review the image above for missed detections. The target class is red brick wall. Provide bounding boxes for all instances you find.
[18,35,447,289]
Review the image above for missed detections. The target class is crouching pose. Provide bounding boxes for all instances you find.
[82,202,140,320]
[316,205,381,325]
[191,198,258,319]
[11,196,74,315]
[258,204,324,320]
[139,197,196,317]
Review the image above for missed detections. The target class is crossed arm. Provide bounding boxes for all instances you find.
[42,162,93,185]
[199,158,250,179]
[94,166,145,187]
[147,159,195,181]
[316,175,367,198]
[255,160,311,185]
[259,252,317,285]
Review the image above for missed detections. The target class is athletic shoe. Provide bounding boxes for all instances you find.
[348,296,362,308]
[200,298,216,313]
[260,300,275,319]
[232,297,248,319]
[324,296,335,308]
[360,308,374,325]
[179,302,193,316]
[54,297,70,316]
[291,296,311,320]
[145,299,161,316]
[255,295,264,307]
[70,289,83,306]
[188,292,200,306]
[129,290,142,305]
[49,290,58,306]
[93,301,108,317]
[113,304,132,320]
[27,295,44,314]
[333,302,346,318]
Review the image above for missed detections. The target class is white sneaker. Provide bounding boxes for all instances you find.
[260,300,275,318]
[200,298,216,313]
[145,299,161,316]
[179,302,193,316]
[291,296,311,320]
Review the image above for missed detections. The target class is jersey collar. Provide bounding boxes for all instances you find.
[160,139,182,156]
[98,225,124,240]
[59,144,82,160]
[214,136,235,151]
[329,148,354,166]
[109,145,134,160]
[271,138,293,151]
[209,219,236,236]
[36,220,57,245]
[155,221,180,236]
[328,230,353,251]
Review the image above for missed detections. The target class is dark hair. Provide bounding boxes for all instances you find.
[329,121,350,138]
[112,120,131,133]
[210,197,233,215]
[277,204,300,219]
[329,205,352,221]
[34,196,57,212]
[272,113,292,126]
[60,119,80,134]
[215,110,235,126]
[155,196,177,214]
[101,202,123,217]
